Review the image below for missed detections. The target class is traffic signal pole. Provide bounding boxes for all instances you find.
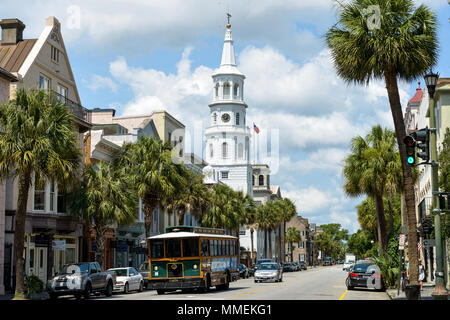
[429,94,448,300]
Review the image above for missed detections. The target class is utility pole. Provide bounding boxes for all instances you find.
[424,72,448,300]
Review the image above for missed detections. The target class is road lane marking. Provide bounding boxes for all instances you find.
[339,290,348,300]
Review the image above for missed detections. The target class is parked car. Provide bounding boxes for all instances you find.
[254,263,283,283]
[238,264,249,279]
[323,257,332,266]
[293,262,301,271]
[346,261,384,291]
[343,261,354,271]
[47,262,116,299]
[298,261,307,270]
[248,265,256,277]
[282,263,293,272]
[108,267,144,293]
[138,261,150,289]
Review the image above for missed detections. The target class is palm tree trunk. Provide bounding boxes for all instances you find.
[385,69,419,288]
[264,229,268,259]
[375,194,388,254]
[250,228,254,264]
[387,192,394,237]
[268,229,272,260]
[94,225,106,269]
[13,171,32,299]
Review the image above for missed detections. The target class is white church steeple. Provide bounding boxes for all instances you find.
[204,16,252,196]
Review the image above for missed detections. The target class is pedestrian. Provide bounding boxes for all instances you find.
[418,259,425,291]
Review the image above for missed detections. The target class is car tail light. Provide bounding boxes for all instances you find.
[350,273,358,278]
[373,274,381,279]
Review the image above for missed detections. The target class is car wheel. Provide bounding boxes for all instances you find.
[105,281,113,297]
[49,293,57,300]
[156,289,165,295]
[83,282,92,299]
[124,282,129,294]
[139,281,144,292]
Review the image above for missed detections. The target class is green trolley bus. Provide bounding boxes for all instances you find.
[147,226,239,294]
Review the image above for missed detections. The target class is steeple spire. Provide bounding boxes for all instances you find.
[215,13,244,77]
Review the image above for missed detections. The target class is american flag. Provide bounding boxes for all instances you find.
[418,242,422,251]
[253,123,260,134]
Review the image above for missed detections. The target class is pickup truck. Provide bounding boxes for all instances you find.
[47,262,116,299]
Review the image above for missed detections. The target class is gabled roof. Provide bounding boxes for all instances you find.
[0,39,37,73]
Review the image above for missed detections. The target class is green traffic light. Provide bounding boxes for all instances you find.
[407,156,414,164]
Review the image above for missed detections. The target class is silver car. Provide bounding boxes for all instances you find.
[254,263,283,283]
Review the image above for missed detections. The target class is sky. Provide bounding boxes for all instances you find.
[3,0,450,233]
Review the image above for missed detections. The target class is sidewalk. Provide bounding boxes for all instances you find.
[386,282,448,300]
[0,294,13,300]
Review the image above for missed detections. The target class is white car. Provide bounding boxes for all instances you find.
[108,267,144,293]
[343,261,354,271]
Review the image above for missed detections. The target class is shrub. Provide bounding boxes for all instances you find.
[24,275,44,295]
[372,253,399,288]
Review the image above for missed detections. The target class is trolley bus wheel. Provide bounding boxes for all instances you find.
[156,289,165,295]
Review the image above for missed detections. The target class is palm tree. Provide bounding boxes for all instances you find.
[70,161,137,268]
[201,184,237,231]
[115,136,183,241]
[278,198,297,262]
[240,194,257,263]
[255,201,279,259]
[0,88,81,299]
[326,0,438,292]
[343,125,400,253]
[166,167,210,226]
[285,227,302,262]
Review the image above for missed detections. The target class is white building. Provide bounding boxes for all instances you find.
[204,22,252,197]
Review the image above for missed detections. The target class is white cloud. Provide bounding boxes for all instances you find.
[82,74,118,93]
[282,187,333,214]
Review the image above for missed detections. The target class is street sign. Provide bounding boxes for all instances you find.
[52,240,66,251]
[398,245,404,250]
[399,234,406,246]
[423,239,435,248]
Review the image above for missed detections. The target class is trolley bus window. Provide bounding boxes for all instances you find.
[226,240,230,255]
[165,238,181,258]
[201,240,209,256]
[182,238,199,257]
[151,240,164,258]
[214,240,218,256]
[218,240,222,256]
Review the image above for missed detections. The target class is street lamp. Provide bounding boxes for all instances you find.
[424,70,448,300]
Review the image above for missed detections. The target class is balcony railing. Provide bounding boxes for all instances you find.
[52,91,91,123]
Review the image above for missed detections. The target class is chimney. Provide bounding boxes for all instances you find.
[0,18,25,45]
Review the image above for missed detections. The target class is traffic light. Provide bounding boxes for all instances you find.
[403,135,416,165]
[411,128,430,163]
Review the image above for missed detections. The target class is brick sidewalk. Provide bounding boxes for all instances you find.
[386,282,449,300]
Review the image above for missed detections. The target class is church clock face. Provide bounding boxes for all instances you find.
[222,113,230,123]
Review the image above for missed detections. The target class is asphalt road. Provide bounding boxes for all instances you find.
[88,264,389,301]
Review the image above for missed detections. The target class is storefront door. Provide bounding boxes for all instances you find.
[27,246,47,283]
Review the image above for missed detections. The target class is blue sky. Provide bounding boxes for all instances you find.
[3,0,450,233]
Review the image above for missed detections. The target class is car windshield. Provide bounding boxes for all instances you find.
[352,264,371,272]
[258,264,277,270]
[257,260,272,264]
[110,268,128,277]
[59,263,89,274]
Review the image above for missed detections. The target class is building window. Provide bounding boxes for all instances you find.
[221,171,229,179]
[252,175,255,186]
[259,175,264,186]
[236,113,240,125]
[50,181,56,212]
[212,113,217,124]
[33,175,45,211]
[209,144,214,158]
[215,83,219,98]
[51,45,59,63]
[56,84,68,103]
[222,142,228,159]
[299,241,304,249]
[233,83,239,97]
[57,187,67,214]
[39,75,50,91]
[223,82,230,99]
[238,143,243,159]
